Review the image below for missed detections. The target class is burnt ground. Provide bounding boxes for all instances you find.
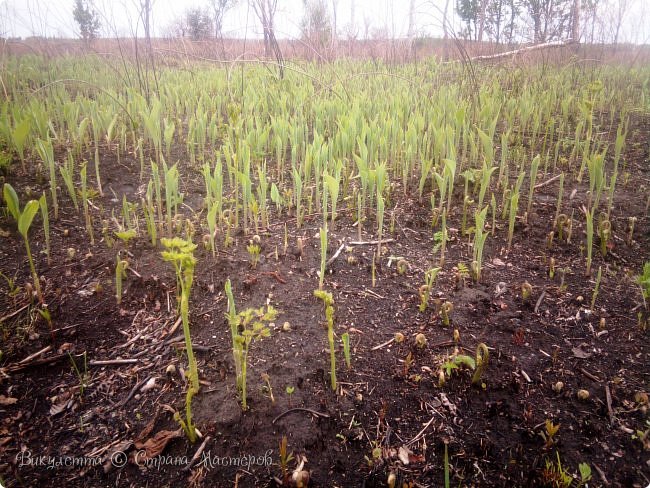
[0,119,649,488]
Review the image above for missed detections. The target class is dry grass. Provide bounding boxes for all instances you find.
[3,36,650,67]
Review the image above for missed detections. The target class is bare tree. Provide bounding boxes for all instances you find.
[250,0,283,76]
[73,0,101,43]
[520,0,574,43]
[504,0,518,44]
[571,0,581,41]
[582,0,598,43]
[185,6,214,40]
[442,0,452,60]
[251,0,278,57]
[485,0,507,44]
[611,0,630,44]
[164,16,187,38]
[341,0,358,56]
[456,0,478,40]
[478,0,488,41]
[443,0,451,39]
[407,0,416,39]
[301,0,331,52]
[134,0,158,103]
[140,0,152,44]
[331,0,339,48]
[209,0,237,39]
[363,13,371,40]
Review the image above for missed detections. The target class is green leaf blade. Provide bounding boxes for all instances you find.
[18,200,39,237]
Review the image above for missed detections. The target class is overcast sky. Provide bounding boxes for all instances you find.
[1,0,649,44]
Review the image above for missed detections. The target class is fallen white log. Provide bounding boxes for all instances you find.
[471,40,577,61]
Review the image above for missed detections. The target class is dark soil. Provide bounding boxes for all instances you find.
[0,120,649,488]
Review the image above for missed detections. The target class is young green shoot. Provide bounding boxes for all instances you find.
[342,332,351,370]
[142,184,157,246]
[585,207,594,276]
[225,279,242,393]
[80,163,94,245]
[115,254,128,305]
[441,301,454,326]
[526,154,541,219]
[314,289,337,391]
[39,193,50,266]
[591,266,602,311]
[163,160,182,236]
[60,152,79,211]
[627,217,637,245]
[261,373,274,403]
[418,267,441,312]
[554,173,565,225]
[477,160,496,210]
[247,238,261,269]
[279,435,295,485]
[36,138,58,220]
[161,237,199,441]
[586,152,605,212]
[10,117,30,170]
[598,217,611,257]
[472,206,489,282]
[521,282,533,302]
[68,351,89,399]
[490,193,497,234]
[471,343,489,386]
[549,257,556,279]
[444,443,450,488]
[319,226,328,289]
[231,305,277,410]
[439,209,447,266]
[285,386,295,407]
[3,184,42,302]
[507,172,525,250]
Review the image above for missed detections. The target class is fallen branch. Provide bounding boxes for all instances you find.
[406,414,437,447]
[260,271,287,284]
[170,343,212,353]
[167,316,182,337]
[0,303,30,323]
[272,408,330,424]
[127,266,142,279]
[116,331,143,350]
[89,359,139,366]
[50,323,80,335]
[162,334,185,347]
[471,40,577,61]
[326,242,346,267]
[605,385,614,425]
[592,463,610,486]
[349,239,394,246]
[120,374,155,407]
[1,353,68,374]
[18,345,52,364]
[534,174,562,189]
[534,290,546,313]
[579,367,601,383]
[362,288,386,300]
[371,338,395,351]
[184,435,211,472]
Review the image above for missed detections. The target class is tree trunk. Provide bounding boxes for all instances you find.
[442,0,450,60]
[331,0,338,46]
[478,0,488,42]
[572,0,581,42]
[534,16,542,43]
